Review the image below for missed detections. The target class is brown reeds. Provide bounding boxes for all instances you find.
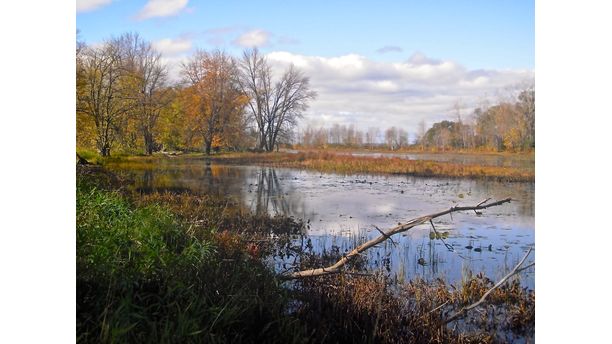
[211,151,534,182]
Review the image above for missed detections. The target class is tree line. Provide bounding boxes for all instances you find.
[77,32,533,156]
[298,125,410,150]
[297,88,534,152]
[419,88,534,152]
[76,32,316,156]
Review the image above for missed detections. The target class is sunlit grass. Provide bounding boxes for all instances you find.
[213,151,535,182]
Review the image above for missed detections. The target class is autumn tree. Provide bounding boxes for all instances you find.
[182,50,246,155]
[77,39,131,156]
[517,87,535,149]
[116,33,171,155]
[76,32,96,149]
[238,48,316,151]
[157,88,190,151]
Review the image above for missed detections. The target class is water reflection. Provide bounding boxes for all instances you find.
[107,157,534,288]
[248,168,305,218]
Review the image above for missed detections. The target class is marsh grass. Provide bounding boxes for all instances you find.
[211,151,534,182]
[292,271,534,343]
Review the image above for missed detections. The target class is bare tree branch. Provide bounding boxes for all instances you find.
[280,197,512,280]
[443,247,534,324]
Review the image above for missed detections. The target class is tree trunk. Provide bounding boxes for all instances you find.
[100,145,110,157]
[144,130,154,155]
[204,140,212,155]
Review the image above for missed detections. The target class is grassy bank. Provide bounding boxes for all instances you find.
[211,151,534,182]
[77,169,306,343]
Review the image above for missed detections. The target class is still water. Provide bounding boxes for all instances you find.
[108,157,535,289]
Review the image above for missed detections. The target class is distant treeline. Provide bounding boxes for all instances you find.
[420,88,534,152]
[77,32,315,156]
[297,88,534,152]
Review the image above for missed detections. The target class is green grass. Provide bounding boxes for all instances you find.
[76,178,306,343]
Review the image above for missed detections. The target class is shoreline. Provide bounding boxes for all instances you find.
[91,150,534,182]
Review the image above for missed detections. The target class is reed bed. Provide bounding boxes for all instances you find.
[212,151,534,182]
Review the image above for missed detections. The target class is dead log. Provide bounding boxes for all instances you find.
[280,197,512,280]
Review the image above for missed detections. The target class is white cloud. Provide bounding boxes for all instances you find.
[232,29,271,48]
[160,55,193,83]
[137,0,188,20]
[77,0,113,13]
[265,51,534,135]
[152,37,192,56]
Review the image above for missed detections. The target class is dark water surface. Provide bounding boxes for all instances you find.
[108,157,535,289]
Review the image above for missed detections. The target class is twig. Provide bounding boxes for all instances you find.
[373,225,398,247]
[477,198,491,207]
[429,220,470,261]
[444,247,534,324]
[423,300,449,318]
[429,220,454,252]
[280,197,512,280]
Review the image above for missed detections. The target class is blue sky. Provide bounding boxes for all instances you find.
[77,0,534,135]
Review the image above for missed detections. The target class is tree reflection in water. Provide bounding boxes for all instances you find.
[249,168,306,219]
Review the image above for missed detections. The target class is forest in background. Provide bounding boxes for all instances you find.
[77,32,534,157]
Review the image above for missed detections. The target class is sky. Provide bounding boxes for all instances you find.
[77,0,534,138]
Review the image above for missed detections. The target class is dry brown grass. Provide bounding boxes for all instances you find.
[293,271,534,343]
[212,151,534,182]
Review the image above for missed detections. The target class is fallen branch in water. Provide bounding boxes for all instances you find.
[280,197,512,280]
[443,247,534,324]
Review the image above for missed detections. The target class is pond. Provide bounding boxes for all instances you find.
[107,157,535,289]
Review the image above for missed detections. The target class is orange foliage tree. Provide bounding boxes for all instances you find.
[181,50,247,155]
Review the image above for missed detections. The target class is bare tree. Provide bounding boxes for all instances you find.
[518,86,535,149]
[238,48,316,151]
[417,120,426,151]
[453,100,466,149]
[116,33,171,155]
[366,127,380,149]
[398,128,409,148]
[385,126,399,150]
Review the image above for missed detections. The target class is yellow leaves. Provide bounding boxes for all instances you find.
[503,128,522,152]
[212,135,223,149]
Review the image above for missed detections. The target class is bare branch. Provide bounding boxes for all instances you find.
[444,247,534,324]
[281,197,512,280]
